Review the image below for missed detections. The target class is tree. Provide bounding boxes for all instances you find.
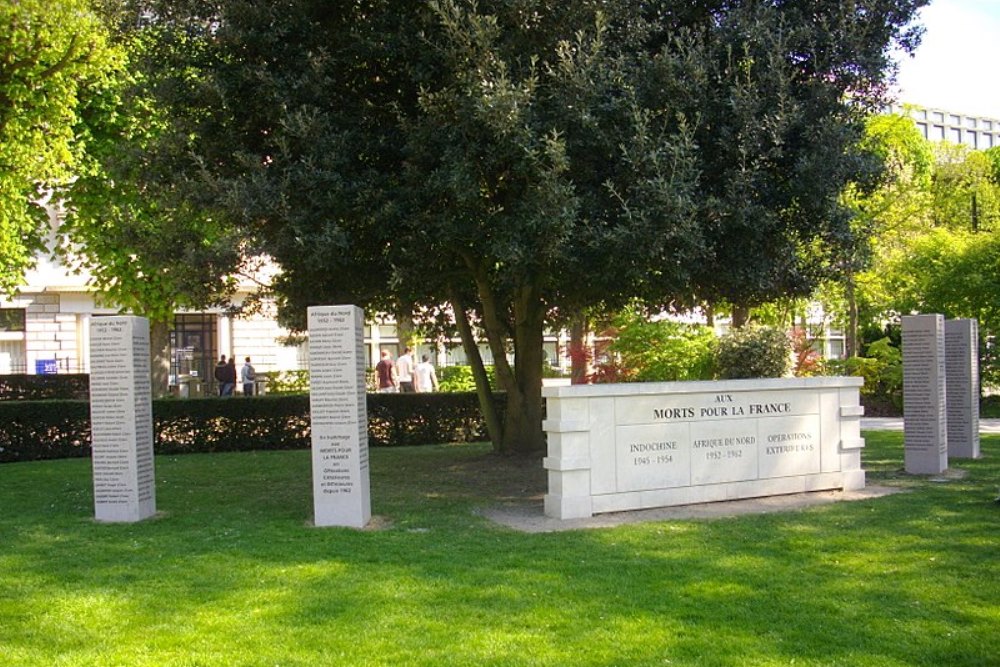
[843,112,934,355]
[0,0,119,293]
[61,2,242,395]
[159,0,925,454]
[673,1,928,323]
[931,143,1000,232]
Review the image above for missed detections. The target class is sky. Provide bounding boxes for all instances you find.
[893,0,1000,119]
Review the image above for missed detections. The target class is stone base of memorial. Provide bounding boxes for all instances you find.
[543,377,865,520]
[89,316,156,523]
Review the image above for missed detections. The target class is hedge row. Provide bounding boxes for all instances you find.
[0,374,90,401]
[0,392,505,463]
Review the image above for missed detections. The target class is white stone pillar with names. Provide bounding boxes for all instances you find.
[945,318,980,459]
[308,305,371,528]
[89,316,156,522]
[902,314,948,474]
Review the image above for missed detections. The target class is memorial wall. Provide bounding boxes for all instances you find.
[543,377,865,520]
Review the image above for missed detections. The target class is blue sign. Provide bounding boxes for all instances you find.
[35,359,58,375]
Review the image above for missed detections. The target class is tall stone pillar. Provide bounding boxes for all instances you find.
[89,316,156,522]
[945,318,980,459]
[902,314,948,475]
[308,305,371,528]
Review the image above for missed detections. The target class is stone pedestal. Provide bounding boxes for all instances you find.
[89,316,156,522]
[902,314,948,474]
[308,305,371,528]
[945,318,980,459]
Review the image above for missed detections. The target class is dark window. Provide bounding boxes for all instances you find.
[0,309,26,332]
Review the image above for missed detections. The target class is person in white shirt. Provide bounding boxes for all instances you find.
[414,354,439,392]
[396,347,415,393]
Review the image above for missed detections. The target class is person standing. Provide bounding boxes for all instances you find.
[214,355,228,396]
[415,354,438,392]
[396,346,415,393]
[241,356,256,396]
[376,350,398,393]
[222,355,237,396]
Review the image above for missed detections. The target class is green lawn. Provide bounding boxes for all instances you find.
[1,433,997,666]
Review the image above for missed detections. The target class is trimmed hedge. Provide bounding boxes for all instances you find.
[0,392,505,463]
[0,374,90,401]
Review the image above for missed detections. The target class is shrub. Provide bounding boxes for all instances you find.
[0,392,504,463]
[263,369,310,395]
[825,337,902,414]
[597,309,716,382]
[714,326,791,379]
[0,374,90,401]
[438,365,497,392]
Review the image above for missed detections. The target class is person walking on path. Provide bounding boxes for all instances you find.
[415,354,438,392]
[376,350,398,393]
[396,347,415,393]
[241,357,256,396]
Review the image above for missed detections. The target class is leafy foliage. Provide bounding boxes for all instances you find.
[714,326,791,379]
[0,393,502,462]
[602,308,716,382]
[0,0,120,292]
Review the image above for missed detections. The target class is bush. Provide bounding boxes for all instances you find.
[438,365,498,392]
[263,369,310,395]
[0,392,504,463]
[0,374,90,401]
[714,326,791,379]
[603,311,716,382]
[824,337,902,414]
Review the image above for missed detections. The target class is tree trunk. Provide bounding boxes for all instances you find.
[500,287,546,454]
[461,251,546,455]
[149,319,171,398]
[731,304,750,329]
[569,314,591,385]
[449,287,503,452]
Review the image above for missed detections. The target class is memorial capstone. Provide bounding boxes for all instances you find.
[945,318,980,459]
[89,316,156,522]
[902,314,948,474]
[308,305,371,528]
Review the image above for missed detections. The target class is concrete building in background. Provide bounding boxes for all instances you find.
[890,103,1000,149]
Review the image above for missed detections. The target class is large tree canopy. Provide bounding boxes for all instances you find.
[140,0,925,453]
[0,0,119,293]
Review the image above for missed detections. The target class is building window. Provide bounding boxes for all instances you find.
[965,130,978,148]
[916,122,928,138]
[0,308,26,332]
[932,125,946,140]
[170,313,218,385]
[983,120,993,130]
[932,111,944,122]
[950,114,961,125]
[950,128,962,143]
[965,116,977,128]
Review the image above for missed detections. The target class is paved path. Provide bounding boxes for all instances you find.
[862,417,1000,433]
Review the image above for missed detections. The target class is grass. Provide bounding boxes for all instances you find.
[0,433,997,666]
